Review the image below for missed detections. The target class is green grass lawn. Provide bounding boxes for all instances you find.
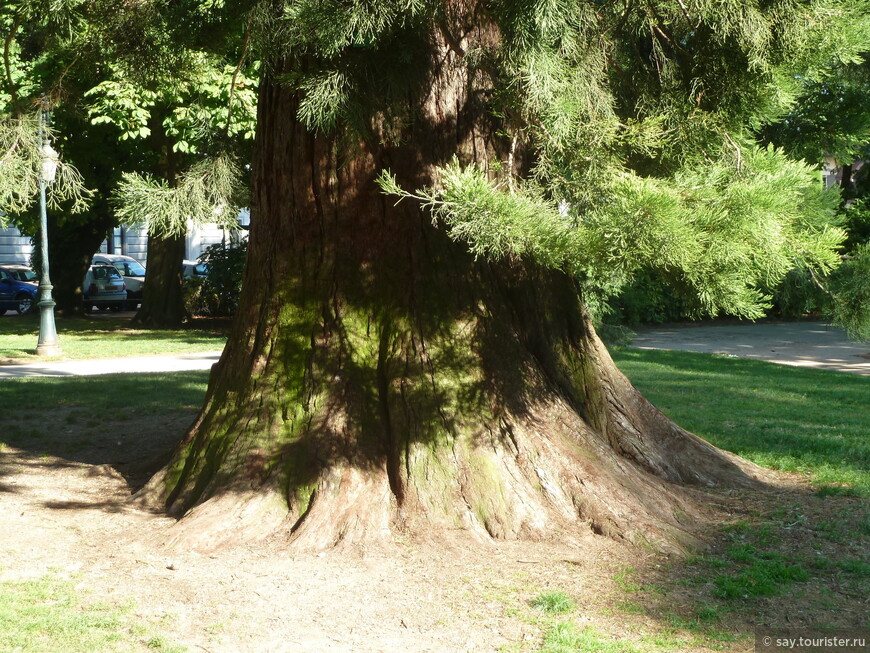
[1,344,867,652]
[0,574,185,653]
[0,370,210,415]
[611,348,870,496]
[0,314,227,363]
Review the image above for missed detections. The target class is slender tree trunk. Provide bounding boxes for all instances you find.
[141,26,770,553]
[134,120,187,327]
[134,231,187,327]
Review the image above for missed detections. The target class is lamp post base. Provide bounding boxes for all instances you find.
[36,342,62,357]
[36,283,61,357]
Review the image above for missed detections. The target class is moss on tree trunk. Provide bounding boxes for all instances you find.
[140,28,770,553]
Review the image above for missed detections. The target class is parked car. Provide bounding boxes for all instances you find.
[83,265,127,312]
[0,264,39,315]
[182,259,208,278]
[92,254,145,309]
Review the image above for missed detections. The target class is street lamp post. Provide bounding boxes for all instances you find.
[35,104,61,357]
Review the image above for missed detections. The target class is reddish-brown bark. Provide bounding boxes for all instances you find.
[140,22,771,553]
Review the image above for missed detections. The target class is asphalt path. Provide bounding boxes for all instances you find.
[0,350,222,378]
[0,320,867,378]
[631,320,870,376]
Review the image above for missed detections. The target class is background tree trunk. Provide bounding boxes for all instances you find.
[134,119,187,327]
[43,215,110,316]
[134,231,187,327]
[141,31,771,553]
[840,162,855,200]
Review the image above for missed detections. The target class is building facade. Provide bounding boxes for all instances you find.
[0,210,249,266]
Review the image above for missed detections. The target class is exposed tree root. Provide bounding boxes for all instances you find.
[137,307,772,555]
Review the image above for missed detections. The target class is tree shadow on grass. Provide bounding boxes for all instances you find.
[0,371,209,500]
[581,486,870,649]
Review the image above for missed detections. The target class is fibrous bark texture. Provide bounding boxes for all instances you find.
[141,23,770,553]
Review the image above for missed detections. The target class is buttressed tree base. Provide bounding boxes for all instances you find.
[137,0,867,552]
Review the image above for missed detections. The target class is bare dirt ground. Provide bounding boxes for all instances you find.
[1,407,868,652]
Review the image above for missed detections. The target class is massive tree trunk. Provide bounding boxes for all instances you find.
[141,26,770,553]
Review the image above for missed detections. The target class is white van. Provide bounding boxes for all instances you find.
[92,254,145,309]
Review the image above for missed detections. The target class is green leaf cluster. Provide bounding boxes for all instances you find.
[84,51,258,153]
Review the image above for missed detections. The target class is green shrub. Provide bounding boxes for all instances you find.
[608,269,689,326]
[768,267,832,318]
[184,241,247,316]
[829,243,870,339]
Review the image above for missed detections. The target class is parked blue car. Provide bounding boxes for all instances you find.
[0,265,39,315]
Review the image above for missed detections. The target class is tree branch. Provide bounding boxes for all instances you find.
[723,132,743,173]
[645,1,691,59]
[3,9,26,115]
[610,0,636,37]
[674,0,696,28]
[226,11,254,137]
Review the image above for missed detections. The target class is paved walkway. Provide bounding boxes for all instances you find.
[631,321,870,376]
[0,350,222,378]
[1,321,867,378]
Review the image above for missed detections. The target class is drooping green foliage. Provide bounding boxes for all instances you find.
[345,1,870,324]
[382,144,843,319]
[0,112,91,222]
[1,0,256,230]
[0,0,96,224]
[114,153,244,237]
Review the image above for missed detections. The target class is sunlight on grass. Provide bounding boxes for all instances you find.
[540,622,638,653]
[532,591,575,614]
[611,349,870,495]
[0,315,225,362]
[0,574,184,652]
[0,371,210,414]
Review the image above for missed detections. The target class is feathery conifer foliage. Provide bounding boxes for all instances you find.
[332,0,870,324]
[114,154,244,237]
[0,112,90,220]
[132,1,870,550]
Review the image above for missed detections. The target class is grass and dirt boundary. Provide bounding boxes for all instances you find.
[0,319,866,651]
